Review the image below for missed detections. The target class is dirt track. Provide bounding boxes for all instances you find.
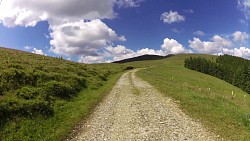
[71,69,218,141]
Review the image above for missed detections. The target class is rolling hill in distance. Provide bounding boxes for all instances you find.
[0,47,249,140]
[113,54,174,63]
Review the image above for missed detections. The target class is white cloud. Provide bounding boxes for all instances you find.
[189,35,232,54]
[32,48,46,55]
[0,0,141,62]
[0,0,145,27]
[49,19,125,56]
[233,31,249,42]
[79,31,250,63]
[161,38,192,54]
[105,45,133,55]
[111,48,165,62]
[79,37,194,63]
[24,46,32,50]
[116,0,144,8]
[0,0,117,27]
[212,35,232,48]
[222,47,250,59]
[238,0,250,20]
[78,44,166,63]
[160,10,185,24]
[79,55,105,64]
[189,32,250,59]
[193,30,205,36]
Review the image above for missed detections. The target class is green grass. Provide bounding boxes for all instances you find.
[1,47,250,140]
[130,54,250,140]
[0,47,124,140]
[128,71,141,95]
[0,71,122,141]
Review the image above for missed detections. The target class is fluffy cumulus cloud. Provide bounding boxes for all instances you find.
[0,0,117,27]
[0,0,144,63]
[189,35,232,54]
[189,32,250,59]
[222,47,250,58]
[193,30,205,36]
[233,31,249,42]
[161,38,192,54]
[24,46,46,55]
[105,45,133,55]
[160,10,185,24]
[32,48,46,55]
[0,0,144,27]
[49,19,125,56]
[80,37,193,64]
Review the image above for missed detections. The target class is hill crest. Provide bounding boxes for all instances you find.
[113,54,174,63]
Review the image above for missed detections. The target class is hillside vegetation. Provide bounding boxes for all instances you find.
[128,54,250,140]
[0,47,124,140]
[185,54,250,94]
[1,48,250,140]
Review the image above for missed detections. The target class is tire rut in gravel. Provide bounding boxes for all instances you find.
[71,69,219,141]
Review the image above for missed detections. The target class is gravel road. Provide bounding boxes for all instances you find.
[71,69,218,141]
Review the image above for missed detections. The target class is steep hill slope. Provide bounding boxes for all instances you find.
[0,47,124,141]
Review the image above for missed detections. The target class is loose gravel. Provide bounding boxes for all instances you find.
[71,69,218,141]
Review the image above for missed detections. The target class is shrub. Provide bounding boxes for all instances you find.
[0,97,53,119]
[16,87,40,100]
[0,69,37,91]
[124,66,134,70]
[43,81,74,99]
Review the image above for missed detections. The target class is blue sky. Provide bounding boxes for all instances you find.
[0,0,249,63]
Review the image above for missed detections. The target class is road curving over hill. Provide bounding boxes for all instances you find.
[71,69,219,141]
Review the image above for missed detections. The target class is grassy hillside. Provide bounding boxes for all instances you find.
[0,47,124,140]
[1,48,250,140]
[130,54,250,140]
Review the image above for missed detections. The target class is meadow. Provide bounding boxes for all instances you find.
[0,47,249,140]
[131,54,250,140]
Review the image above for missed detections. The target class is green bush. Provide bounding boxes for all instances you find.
[66,76,86,92]
[124,66,134,70]
[16,87,40,100]
[43,81,74,99]
[0,69,37,91]
[0,97,53,120]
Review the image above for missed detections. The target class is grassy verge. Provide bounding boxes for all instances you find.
[0,71,123,141]
[133,54,250,140]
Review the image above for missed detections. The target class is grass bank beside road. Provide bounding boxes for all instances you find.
[0,47,124,141]
[133,54,250,140]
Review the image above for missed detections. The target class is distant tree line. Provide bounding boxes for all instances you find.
[184,55,250,94]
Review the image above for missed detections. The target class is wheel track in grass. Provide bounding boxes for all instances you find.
[71,69,219,141]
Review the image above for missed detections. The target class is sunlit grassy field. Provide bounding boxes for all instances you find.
[1,47,249,140]
[132,54,250,140]
[0,47,124,140]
